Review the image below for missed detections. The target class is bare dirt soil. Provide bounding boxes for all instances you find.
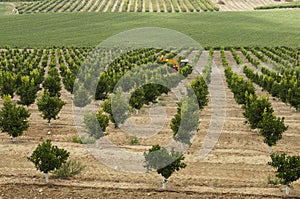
[1,51,300,198]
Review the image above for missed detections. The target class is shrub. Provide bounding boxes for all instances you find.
[53,160,85,178]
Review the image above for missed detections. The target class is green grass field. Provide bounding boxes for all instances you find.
[0,10,299,47]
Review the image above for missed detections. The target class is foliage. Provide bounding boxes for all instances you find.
[95,72,110,100]
[129,86,146,110]
[84,110,109,139]
[28,139,69,178]
[179,64,193,77]
[111,87,130,127]
[0,71,17,97]
[37,90,66,125]
[190,76,209,110]
[73,85,91,107]
[224,66,256,105]
[130,137,139,145]
[101,98,114,123]
[0,95,30,140]
[243,95,274,129]
[171,98,199,145]
[68,134,83,144]
[53,160,85,178]
[144,145,186,180]
[43,68,61,97]
[268,153,300,188]
[258,110,288,147]
[16,75,39,106]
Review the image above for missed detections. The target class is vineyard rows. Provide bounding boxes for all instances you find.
[213,0,283,11]
[16,0,219,14]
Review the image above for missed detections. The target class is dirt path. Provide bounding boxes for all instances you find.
[199,54,226,158]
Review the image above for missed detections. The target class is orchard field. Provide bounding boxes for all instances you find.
[0,0,300,198]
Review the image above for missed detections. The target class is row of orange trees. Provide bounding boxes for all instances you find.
[238,47,300,110]
[223,47,299,195]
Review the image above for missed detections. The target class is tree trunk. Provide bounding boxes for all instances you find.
[286,184,290,195]
[48,120,51,127]
[162,177,167,189]
[95,139,99,148]
[45,173,49,183]
[269,146,272,154]
[12,137,16,142]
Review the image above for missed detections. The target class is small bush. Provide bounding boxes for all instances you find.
[267,175,281,185]
[68,135,82,144]
[130,137,139,145]
[53,160,85,178]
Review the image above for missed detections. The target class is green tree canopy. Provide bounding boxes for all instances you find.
[0,71,17,97]
[190,76,209,110]
[268,153,300,195]
[243,95,274,129]
[0,95,30,141]
[16,75,39,106]
[84,110,109,140]
[37,90,66,125]
[258,109,288,149]
[144,145,186,189]
[28,139,70,183]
